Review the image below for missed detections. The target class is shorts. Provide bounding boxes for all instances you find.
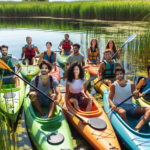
[38,96,49,107]
[143,95,150,102]
[0,75,14,84]
[24,58,33,64]
[116,103,139,117]
[89,59,98,64]
[68,92,85,105]
[64,50,70,56]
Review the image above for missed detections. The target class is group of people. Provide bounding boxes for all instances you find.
[0,33,150,132]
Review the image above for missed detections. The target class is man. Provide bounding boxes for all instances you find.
[29,60,61,119]
[0,45,22,88]
[136,64,150,102]
[65,43,84,70]
[109,66,150,132]
[58,34,73,55]
[19,36,40,66]
[97,49,121,87]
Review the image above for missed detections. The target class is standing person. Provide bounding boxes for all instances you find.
[102,40,122,61]
[58,34,73,55]
[136,64,150,102]
[63,62,92,111]
[97,49,121,87]
[29,60,61,119]
[86,38,100,65]
[0,45,22,88]
[109,66,150,132]
[65,43,84,70]
[37,42,56,72]
[19,36,40,66]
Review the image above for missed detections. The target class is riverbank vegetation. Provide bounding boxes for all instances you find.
[0,1,150,21]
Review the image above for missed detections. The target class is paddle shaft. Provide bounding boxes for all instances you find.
[106,87,150,114]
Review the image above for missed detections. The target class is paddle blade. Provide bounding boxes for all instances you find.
[86,75,97,83]
[122,34,136,48]
[0,59,13,72]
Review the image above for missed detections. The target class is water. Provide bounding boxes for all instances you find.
[0,18,149,149]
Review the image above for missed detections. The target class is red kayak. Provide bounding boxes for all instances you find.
[49,66,60,82]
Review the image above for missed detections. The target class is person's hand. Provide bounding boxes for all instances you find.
[133,90,140,98]
[53,62,56,66]
[18,58,22,61]
[140,92,146,97]
[111,105,118,111]
[119,48,122,52]
[54,100,59,105]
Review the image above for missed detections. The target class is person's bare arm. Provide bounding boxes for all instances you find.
[58,41,64,51]
[117,48,122,60]
[34,46,40,55]
[54,88,61,104]
[136,78,146,90]
[35,54,41,58]
[16,63,22,74]
[97,63,103,80]
[38,52,44,65]
[131,81,140,99]
[97,47,100,62]
[109,84,117,110]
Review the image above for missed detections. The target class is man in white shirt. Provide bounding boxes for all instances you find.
[0,45,22,88]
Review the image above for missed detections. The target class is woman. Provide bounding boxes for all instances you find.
[63,62,92,111]
[102,40,122,61]
[37,42,56,71]
[87,38,100,65]
[136,64,150,102]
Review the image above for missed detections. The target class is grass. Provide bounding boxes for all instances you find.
[0,1,150,21]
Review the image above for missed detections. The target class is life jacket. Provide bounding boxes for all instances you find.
[35,75,54,93]
[62,40,71,51]
[102,59,116,77]
[89,47,98,60]
[0,55,15,76]
[43,51,54,63]
[25,44,35,59]
[136,76,150,94]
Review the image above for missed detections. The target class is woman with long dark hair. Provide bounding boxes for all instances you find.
[102,40,122,61]
[37,42,56,72]
[86,38,100,64]
[63,62,92,111]
[136,64,150,101]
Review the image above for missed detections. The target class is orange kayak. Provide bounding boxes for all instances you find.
[60,91,121,150]
[49,66,60,82]
[85,59,99,76]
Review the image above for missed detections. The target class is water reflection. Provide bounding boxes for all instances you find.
[0,18,149,149]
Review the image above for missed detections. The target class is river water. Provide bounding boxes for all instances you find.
[0,18,149,150]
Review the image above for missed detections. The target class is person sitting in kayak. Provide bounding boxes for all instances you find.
[102,40,122,61]
[29,60,61,119]
[58,34,73,56]
[97,49,121,87]
[63,62,92,111]
[65,43,84,70]
[136,64,150,102]
[19,36,40,66]
[109,66,150,132]
[37,42,56,72]
[86,38,100,65]
[0,45,22,88]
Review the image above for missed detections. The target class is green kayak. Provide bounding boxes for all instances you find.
[57,52,68,68]
[24,85,73,150]
[20,59,40,82]
[84,69,90,87]
[0,74,25,123]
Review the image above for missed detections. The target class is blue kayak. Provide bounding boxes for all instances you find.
[103,88,150,150]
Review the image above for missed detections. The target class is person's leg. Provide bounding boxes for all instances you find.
[29,92,45,116]
[117,108,130,126]
[61,49,65,55]
[32,57,36,65]
[25,59,29,66]
[134,107,150,132]
[51,65,55,72]
[82,97,92,111]
[11,76,19,88]
[69,98,80,110]
[104,79,112,87]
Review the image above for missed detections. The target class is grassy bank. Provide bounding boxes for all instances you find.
[0,1,150,21]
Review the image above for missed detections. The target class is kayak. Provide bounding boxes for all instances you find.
[102,84,150,149]
[133,97,150,107]
[84,69,90,87]
[57,52,68,69]
[85,59,99,76]
[24,85,73,150]
[49,66,60,82]
[20,59,40,82]
[60,90,121,150]
[93,78,105,94]
[0,74,25,123]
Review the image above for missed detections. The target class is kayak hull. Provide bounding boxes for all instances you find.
[0,74,25,123]
[24,85,73,150]
[57,52,68,67]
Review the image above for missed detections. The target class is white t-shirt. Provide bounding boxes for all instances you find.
[0,56,19,79]
[66,78,86,93]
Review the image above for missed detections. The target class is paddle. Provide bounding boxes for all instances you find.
[111,34,136,59]
[106,87,150,114]
[0,59,99,127]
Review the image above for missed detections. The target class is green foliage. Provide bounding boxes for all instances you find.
[22,0,48,1]
[0,1,150,21]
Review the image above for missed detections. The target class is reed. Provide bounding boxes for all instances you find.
[0,1,150,21]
